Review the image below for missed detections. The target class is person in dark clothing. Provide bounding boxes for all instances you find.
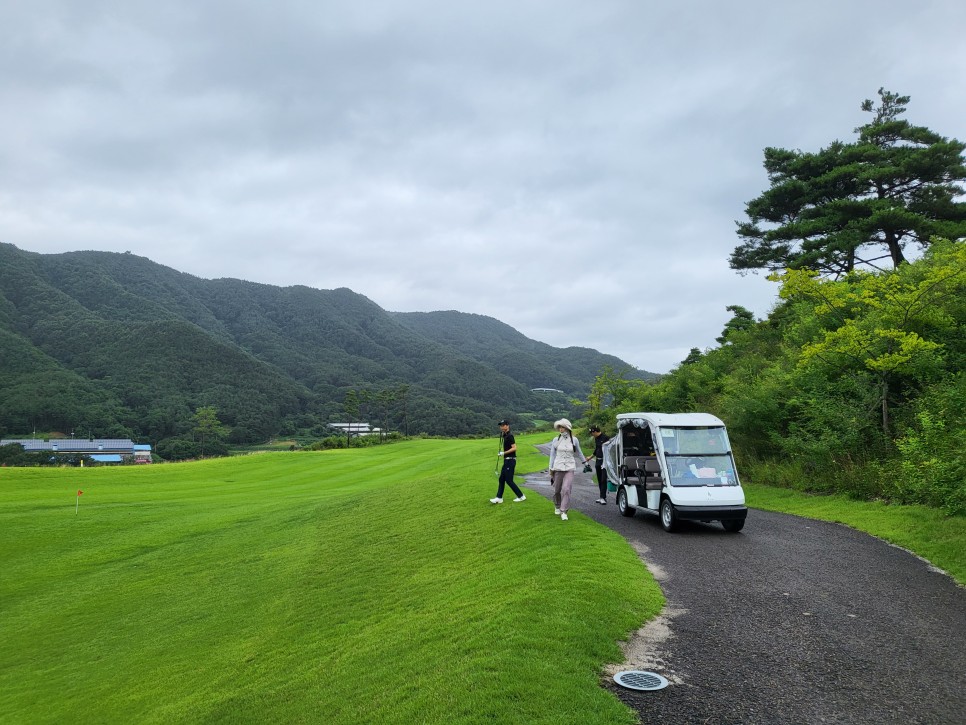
[491,419,526,504]
[584,425,611,504]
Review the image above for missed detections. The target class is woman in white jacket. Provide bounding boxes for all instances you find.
[548,418,587,521]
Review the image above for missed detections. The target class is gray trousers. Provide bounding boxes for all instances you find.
[551,469,575,512]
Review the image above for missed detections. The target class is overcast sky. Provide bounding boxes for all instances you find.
[2,1,964,373]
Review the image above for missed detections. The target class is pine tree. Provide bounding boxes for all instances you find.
[732,89,966,276]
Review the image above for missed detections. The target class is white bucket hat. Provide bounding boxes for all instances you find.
[554,418,573,432]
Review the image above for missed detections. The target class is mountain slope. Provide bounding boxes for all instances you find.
[0,243,654,441]
[392,310,657,390]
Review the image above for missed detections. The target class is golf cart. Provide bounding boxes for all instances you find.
[602,412,747,532]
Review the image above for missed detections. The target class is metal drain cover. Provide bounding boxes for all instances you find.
[613,670,669,691]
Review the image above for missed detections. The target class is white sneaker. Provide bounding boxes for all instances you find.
[513,495,526,502]
[553,508,561,515]
[561,513,569,521]
[597,498,607,505]
[490,497,503,504]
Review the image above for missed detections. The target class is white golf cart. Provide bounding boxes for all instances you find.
[602,412,747,532]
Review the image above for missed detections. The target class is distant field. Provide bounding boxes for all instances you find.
[0,435,663,724]
[229,439,300,453]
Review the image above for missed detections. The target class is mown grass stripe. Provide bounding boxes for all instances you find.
[1,435,663,724]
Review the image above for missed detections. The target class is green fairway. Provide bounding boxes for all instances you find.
[0,436,663,724]
[744,483,966,585]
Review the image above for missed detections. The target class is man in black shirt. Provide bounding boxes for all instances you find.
[585,425,611,504]
[491,419,526,504]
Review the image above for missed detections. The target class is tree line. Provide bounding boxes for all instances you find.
[587,89,965,515]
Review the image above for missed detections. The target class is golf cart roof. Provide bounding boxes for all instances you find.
[616,412,725,428]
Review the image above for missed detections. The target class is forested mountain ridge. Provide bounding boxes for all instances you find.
[392,310,659,393]
[0,243,651,444]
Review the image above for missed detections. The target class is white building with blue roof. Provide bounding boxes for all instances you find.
[0,438,153,463]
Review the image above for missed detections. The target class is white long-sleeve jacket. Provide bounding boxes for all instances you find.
[548,432,586,472]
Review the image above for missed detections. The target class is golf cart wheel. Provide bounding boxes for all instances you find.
[660,498,677,532]
[722,518,745,533]
[617,486,636,518]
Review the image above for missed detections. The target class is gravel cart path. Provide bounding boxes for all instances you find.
[526,447,966,724]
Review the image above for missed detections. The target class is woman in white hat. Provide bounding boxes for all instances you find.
[548,419,587,521]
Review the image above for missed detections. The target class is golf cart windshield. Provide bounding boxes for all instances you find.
[659,427,738,487]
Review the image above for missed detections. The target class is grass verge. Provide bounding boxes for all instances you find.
[1,437,662,724]
[744,483,965,585]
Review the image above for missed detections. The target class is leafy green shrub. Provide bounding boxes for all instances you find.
[894,393,966,515]
[156,437,201,461]
[740,456,807,490]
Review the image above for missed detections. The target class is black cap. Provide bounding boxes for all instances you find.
[589,425,600,432]
[498,419,509,426]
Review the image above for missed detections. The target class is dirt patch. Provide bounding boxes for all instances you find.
[627,539,669,582]
[604,539,687,684]
[604,606,688,685]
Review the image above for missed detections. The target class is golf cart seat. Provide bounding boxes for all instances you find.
[623,456,663,490]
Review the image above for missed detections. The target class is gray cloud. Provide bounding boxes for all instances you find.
[2,0,964,372]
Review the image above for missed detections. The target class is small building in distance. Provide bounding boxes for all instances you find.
[133,444,153,463]
[90,454,124,463]
[0,438,153,464]
[327,423,382,437]
[531,387,564,394]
